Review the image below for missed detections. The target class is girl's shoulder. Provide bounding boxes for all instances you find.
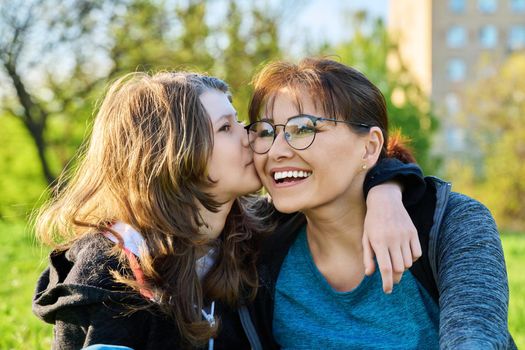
[33,232,140,325]
[64,232,123,286]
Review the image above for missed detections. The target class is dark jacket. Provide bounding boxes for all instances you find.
[32,158,425,350]
[248,177,516,349]
[32,233,254,350]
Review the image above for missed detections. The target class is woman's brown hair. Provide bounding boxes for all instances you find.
[35,71,270,346]
[249,57,415,162]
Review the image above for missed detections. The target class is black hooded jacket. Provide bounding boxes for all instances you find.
[32,233,252,349]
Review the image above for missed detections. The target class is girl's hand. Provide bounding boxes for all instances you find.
[363,182,422,294]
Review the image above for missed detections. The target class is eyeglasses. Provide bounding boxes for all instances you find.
[244,114,372,154]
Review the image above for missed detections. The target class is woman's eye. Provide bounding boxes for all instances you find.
[297,125,316,134]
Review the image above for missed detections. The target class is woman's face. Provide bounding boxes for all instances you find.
[200,89,261,203]
[253,87,371,214]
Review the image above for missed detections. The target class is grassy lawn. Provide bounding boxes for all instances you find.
[1,221,524,349]
[502,233,525,347]
[0,222,52,349]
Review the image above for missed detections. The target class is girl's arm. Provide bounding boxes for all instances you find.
[363,158,426,293]
[52,299,149,349]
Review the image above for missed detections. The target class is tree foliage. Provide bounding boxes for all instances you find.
[0,2,439,221]
[0,0,118,186]
[220,0,281,118]
[319,11,439,173]
[0,0,284,220]
[456,53,525,230]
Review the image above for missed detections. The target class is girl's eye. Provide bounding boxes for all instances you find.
[219,123,231,132]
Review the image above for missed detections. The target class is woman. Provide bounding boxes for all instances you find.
[247,58,516,349]
[33,71,423,349]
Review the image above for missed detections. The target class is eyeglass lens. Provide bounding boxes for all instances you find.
[247,116,317,154]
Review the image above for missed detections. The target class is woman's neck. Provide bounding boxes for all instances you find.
[303,195,368,292]
[304,195,366,256]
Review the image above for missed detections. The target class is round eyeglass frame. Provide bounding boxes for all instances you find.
[244,114,372,154]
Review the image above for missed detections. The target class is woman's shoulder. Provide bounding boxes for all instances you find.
[436,190,500,253]
[444,191,495,225]
[423,177,495,228]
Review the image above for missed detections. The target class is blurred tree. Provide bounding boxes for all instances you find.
[221,0,281,119]
[109,0,214,75]
[0,115,48,220]
[319,11,439,173]
[0,0,123,186]
[220,0,251,115]
[460,53,525,230]
[0,0,284,219]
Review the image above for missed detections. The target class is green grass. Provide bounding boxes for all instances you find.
[0,222,52,349]
[1,221,524,349]
[502,232,525,347]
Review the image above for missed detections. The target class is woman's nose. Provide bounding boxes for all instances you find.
[267,130,294,160]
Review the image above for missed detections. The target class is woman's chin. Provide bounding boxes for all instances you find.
[272,200,300,214]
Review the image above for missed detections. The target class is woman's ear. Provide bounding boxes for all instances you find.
[362,126,384,164]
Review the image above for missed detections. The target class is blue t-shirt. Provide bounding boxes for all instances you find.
[273,226,439,349]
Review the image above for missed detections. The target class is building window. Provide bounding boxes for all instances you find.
[448,59,466,82]
[508,26,525,50]
[478,0,498,13]
[511,0,525,12]
[447,26,467,48]
[446,128,466,151]
[445,93,461,115]
[479,25,498,48]
[449,0,466,13]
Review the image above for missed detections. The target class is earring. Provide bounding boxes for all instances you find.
[362,164,367,171]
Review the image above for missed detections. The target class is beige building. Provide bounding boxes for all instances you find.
[389,0,525,151]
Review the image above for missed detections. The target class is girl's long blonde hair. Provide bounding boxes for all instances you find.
[36,71,271,347]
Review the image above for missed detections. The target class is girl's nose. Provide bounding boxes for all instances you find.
[238,121,250,148]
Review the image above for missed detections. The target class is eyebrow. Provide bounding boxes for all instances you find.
[214,113,238,123]
[260,115,308,123]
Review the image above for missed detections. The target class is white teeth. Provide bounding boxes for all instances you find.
[273,170,312,181]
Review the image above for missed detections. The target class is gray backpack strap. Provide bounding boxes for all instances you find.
[238,305,263,350]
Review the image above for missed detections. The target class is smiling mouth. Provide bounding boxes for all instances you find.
[272,170,312,184]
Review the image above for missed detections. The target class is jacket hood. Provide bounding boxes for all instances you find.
[32,233,136,324]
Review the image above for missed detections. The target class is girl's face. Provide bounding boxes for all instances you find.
[200,89,261,203]
[253,87,373,214]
